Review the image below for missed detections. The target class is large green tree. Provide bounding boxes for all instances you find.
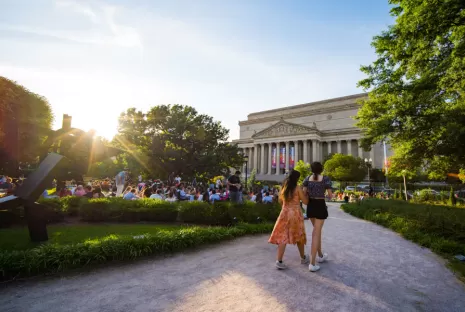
[323,154,367,182]
[357,0,465,174]
[116,105,243,180]
[0,77,53,171]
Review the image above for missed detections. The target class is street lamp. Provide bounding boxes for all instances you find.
[364,158,372,184]
[243,155,249,191]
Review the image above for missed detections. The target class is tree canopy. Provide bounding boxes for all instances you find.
[323,154,367,182]
[115,104,243,180]
[356,0,465,175]
[0,77,53,171]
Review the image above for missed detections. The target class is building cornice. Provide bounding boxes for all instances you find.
[239,102,362,126]
[246,93,366,117]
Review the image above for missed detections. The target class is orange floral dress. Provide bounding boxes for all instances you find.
[268,190,307,245]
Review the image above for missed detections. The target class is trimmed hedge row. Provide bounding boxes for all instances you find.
[32,197,281,226]
[0,223,274,281]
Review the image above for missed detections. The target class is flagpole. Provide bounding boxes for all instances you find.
[383,140,389,187]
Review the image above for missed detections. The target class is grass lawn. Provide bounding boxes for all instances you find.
[0,224,189,251]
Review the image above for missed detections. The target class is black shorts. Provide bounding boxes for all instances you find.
[307,199,328,220]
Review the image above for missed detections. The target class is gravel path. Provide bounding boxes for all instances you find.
[1,203,464,312]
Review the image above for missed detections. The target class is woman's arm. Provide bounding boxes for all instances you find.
[297,186,309,205]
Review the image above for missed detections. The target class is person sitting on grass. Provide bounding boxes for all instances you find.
[123,188,139,200]
[84,185,93,198]
[263,192,273,204]
[74,185,86,197]
[165,189,177,202]
[150,189,164,200]
[93,187,106,198]
[210,189,221,203]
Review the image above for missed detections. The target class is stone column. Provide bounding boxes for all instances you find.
[285,141,290,172]
[327,141,332,155]
[275,142,281,176]
[253,144,258,171]
[319,141,323,161]
[358,140,363,159]
[347,139,352,156]
[294,141,299,164]
[312,139,317,162]
[303,140,308,163]
[337,140,342,154]
[268,143,273,174]
[260,144,265,174]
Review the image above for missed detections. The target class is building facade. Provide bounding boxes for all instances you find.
[233,93,391,181]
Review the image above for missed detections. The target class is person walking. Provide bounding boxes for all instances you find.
[302,162,333,272]
[269,170,309,269]
[115,168,128,197]
[227,170,242,203]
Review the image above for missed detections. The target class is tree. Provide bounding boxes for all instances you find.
[294,160,311,184]
[0,77,53,172]
[116,105,243,180]
[356,1,465,174]
[459,168,465,184]
[323,154,367,182]
[386,147,419,201]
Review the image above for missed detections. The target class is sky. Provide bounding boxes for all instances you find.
[0,0,393,140]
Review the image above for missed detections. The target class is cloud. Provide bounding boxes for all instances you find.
[0,0,142,49]
[55,0,99,24]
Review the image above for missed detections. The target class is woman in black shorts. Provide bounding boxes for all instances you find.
[302,162,333,272]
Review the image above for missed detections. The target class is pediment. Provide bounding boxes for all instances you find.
[252,120,317,139]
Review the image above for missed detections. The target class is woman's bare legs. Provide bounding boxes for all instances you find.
[297,242,305,258]
[277,243,287,261]
[310,218,324,258]
[310,218,325,265]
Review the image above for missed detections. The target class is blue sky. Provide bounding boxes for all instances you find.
[0,0,393,140]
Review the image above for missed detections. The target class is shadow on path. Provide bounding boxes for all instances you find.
[0,203,464,312]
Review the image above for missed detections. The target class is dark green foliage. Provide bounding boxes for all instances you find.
[342,199,465,278]
[357,0,465,172]
[0,223,273,281]
[323,153,367,182]
[449,187,457,206]
[35,197,282,226]
[115,105,244,180]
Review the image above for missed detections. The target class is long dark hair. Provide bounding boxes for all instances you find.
[311,162,323,181]
[280,170,300,201]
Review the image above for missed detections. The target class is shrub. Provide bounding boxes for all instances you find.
[0,223,274,281]
[6,197,282,226]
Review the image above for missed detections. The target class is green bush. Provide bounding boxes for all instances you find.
[16,197,282,226]
[0,223,274,281]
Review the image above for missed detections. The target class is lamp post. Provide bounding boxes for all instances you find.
[243,155,249,192]
[364,158,372,184]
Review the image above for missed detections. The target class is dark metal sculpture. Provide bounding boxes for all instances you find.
[0,114,120,242]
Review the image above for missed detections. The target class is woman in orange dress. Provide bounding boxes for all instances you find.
[268,170,309,269]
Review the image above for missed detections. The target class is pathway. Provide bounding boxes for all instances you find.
[1,203,464,312]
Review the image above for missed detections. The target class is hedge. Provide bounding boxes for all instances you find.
[0,223,273,281]
[341,199,465,278]
[0,197,282,227]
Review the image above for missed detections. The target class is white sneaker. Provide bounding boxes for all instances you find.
[301,255,310,264]
[309,264,320,272]
[317,253,328,263]
[276,261,287,270]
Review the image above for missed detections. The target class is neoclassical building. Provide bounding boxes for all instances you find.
[233,93,391,181]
